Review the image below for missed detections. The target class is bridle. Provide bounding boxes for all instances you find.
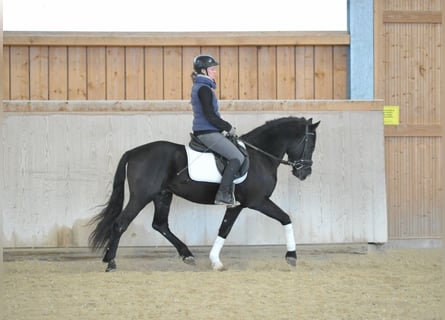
[237,125,314,172]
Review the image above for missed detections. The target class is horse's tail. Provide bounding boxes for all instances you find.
[88,151,129,252]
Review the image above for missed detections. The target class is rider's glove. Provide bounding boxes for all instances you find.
[228,126,237,137]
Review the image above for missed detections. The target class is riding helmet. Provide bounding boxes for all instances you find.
[193,55,219,73]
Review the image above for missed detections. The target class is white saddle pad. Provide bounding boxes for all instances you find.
[185,145,247,184]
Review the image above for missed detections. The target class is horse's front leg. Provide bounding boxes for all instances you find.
[210,206,243,271]
[251,199,297,267]
[284,224,297,266]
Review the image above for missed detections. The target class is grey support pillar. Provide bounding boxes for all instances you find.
[348,0,374,99]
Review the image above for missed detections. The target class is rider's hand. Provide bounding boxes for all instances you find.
[228,127,237,137]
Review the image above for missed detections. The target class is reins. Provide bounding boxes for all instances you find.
[237,125,314,171]
[237,139,295,166]
[178,124,314,176]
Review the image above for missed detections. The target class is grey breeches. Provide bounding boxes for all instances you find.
[197,132,244,165]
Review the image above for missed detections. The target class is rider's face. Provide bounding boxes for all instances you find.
[206,66,218,81]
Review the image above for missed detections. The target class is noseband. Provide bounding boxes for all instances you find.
[287,125,314,171]
[238,125,314,172]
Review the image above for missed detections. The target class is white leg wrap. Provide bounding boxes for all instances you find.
[284,223,296,252]
[209,236,225,270]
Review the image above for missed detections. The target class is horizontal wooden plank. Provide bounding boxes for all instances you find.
[383,11,442,24]
[4,31,350,47]
[3,100,383,113]
[385,125,443,137]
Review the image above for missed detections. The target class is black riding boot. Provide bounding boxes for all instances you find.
[215,159,241,206]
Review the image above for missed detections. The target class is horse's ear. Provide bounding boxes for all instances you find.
[307,118,313,124]
[311,121,321,129]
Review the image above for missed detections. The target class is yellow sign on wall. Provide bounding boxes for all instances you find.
[384,106,400,125]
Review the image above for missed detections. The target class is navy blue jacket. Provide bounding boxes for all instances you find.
[191,75,232,134]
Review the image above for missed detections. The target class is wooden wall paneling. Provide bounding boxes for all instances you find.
[410,24,422,123]
[258,46,277,99]
[49,47,68,100]
[427,23,441,123]
[385,18,441,125]
[276,46,296,99]
[402,22,413,123]
[182,47,200,100]
[375,0,443,240]
[374,0,385,100]
[30,46,49,100]
[441,0,445,244]
[406,23,426,124]
[385,23,398,110]
[314,46,333,99]
[295,46,315,99]
[86,47,106,100]
[425,137,441,236]
[4,32,351,102]
[385,124,442,137]
[384,137,398,237]
[392,23,406,123]
[0,22,2,263]
[239,46,258,99]
[10,46,30,100]
[294,46,306,99]
[383,11,442,23]
[200,46,219,58]
[412,138,427,236]
[398,137,442,238]
[4,31,350,47]
[106,47,125,100]
[219,47,239,100]
[333,46,348,99]
[125,47,145,99]
[3,46,10,99]
[145,47,164,100]
[163,47,182,99]
[423,23,440,123]
[67,47,87,100]
[385,137,410,238]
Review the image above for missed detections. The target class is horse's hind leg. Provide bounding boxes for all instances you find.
[103,199,146,272]
[152,191,194,264]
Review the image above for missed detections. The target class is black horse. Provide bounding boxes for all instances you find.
[89,116,320,271]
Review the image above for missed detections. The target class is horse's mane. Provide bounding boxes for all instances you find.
[241,116,308,143]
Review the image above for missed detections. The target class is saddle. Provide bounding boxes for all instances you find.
[186,133,249,183]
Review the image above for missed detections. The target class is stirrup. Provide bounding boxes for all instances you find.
[214,189,240,207]
[214,199,240,207]
[226,200,240,208]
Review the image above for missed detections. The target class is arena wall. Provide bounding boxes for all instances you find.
[1,100,386,247]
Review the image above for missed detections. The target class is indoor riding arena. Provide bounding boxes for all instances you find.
[1,1,443,319]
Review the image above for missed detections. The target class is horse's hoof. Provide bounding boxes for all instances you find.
[105,260,116,272]
[183,256,196,265]
[286,257,297,267]
[285,251,297,267]
[212,262,227,271]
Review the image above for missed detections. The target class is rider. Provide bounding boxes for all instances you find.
[190,54,244,206]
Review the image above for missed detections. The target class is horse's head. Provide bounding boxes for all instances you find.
[287,118,320,181]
